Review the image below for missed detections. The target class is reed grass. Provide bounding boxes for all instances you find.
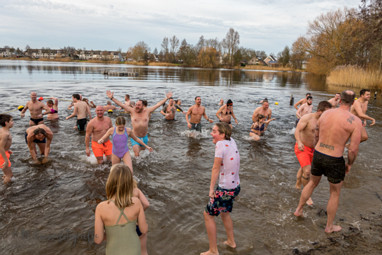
[327,65,382,89]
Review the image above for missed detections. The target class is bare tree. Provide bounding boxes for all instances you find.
[169,35,179,63]
[222,28,240,67]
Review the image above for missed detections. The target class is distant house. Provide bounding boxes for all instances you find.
[263,55,277,65]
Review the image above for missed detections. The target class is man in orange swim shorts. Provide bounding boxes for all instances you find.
[0,114,14,184]
[85,106,113,164]
[294,101,332,205]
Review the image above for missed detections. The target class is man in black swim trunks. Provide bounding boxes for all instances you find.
[21,92,49,126]
[66,94,92,131]
[186,96,213,132]
[294,90,362,233]
[25,124,53,164]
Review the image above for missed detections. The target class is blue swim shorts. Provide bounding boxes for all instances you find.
[130,134,148,147]
[205,185,240,216]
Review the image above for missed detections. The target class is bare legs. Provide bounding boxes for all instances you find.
[325,182,343,233]
[294,175,343,233]
[133,145,146,157]
[2,166,13,184]
[201,211,236,255]
[111,153,133,173]
[301,165,313,205]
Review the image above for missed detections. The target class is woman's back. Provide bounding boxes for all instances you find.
[102,198,141,255]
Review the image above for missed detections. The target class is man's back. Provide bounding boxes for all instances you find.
[316,108,362,157]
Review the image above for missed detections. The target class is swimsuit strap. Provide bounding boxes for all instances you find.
[112,127,117,139]
[124,128,129,139]
[110,200,130,225]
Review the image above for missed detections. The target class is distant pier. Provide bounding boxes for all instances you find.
[103,70,139,77]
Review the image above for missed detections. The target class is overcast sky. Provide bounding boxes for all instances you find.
[1,0,361,54]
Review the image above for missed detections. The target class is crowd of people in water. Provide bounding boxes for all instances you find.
[0,88,376,255]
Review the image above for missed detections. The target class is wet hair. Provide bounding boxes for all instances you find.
[341,90,355,105]
[47,99,53,105]
[257,114,265,119]
[215,122,232,140]
[307,96,313,100]
[125,94,130,99]
[115,116,126,126]
[306,93,311,97]
[262,98,268,103]
[107,101,112,105]
[360,89,370,96]
[0,114,12,127]
[195,96,201,100]
[33,128,47,136]
[106,164,134,209]
[317,101,332,112]
[175,99,181,104]
[72,94,81,100]
[141,100,147,107]
[226,99,233,106]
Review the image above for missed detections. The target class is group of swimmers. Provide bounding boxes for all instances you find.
[0,88,377,254]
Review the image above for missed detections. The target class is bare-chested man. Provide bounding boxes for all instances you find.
[216,99,238,129]
[328,93,341,108]
[294,90,362,233]
[0,114,14,183]
[186,96,214,132]
[85,106,113,164]
[66,94,92,131]
[294,101,332,205]
[296,96,313,119]
[25,124,53,164]
[350,89,376,142]
[103,101,117,112]
[160,97,177,120]
[252,99,272,130]
[106,90,172,157]
[294,93,311,110]
[21,92,49,126]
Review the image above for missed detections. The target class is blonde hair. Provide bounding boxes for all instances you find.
[106,164,134,209]
[115,116,126,126]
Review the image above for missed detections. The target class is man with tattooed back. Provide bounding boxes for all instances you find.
[294,90,362,233]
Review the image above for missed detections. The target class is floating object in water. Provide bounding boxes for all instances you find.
[18,105,24,111]
[108,109,113,113]
[290,94,294,106]
[38,97,44,101]
[275,102,279,105]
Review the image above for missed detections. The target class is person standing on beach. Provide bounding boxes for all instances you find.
[25,124,53,164]
[0,114,14,184]
[85,106,113,164]
[294,101,332,205]
[294,90,362,233]
[350,89,376,142]
[66,94,92,131]
[186,96,214,132]
[328,93,341,108]
[106,90,172,157]
[20,92,49,126]
[201,122,240,255]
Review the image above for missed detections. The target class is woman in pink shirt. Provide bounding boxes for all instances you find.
[201,122,240,255]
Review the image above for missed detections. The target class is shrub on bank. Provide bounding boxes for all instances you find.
[326,65,382,89]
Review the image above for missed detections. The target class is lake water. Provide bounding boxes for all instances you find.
[0,60,381,255]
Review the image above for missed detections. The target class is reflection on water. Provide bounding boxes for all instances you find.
[0,60,381,255]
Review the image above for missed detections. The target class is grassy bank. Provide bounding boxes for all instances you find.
[240,64,303,72]
[327,65,382,90]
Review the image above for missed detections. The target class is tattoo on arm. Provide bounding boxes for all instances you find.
[347,116,355,124]
[319,143,334,150]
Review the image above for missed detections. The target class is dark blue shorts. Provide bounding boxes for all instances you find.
[205,185,240,216]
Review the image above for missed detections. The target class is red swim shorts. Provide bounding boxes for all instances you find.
[0,151,11,169]
[91,140,112,158]
[294,142,314,168]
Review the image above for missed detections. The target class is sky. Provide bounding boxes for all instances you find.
[0,0,362,55]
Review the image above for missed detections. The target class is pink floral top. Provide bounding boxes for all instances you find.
[215,138,240,189]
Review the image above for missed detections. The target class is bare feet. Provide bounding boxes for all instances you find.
[306,197,314,206]
[294,208,303,217]
[295,181,302,190]
[200,251,219,255]
[224,240,236,249]
[325,225,342,233]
